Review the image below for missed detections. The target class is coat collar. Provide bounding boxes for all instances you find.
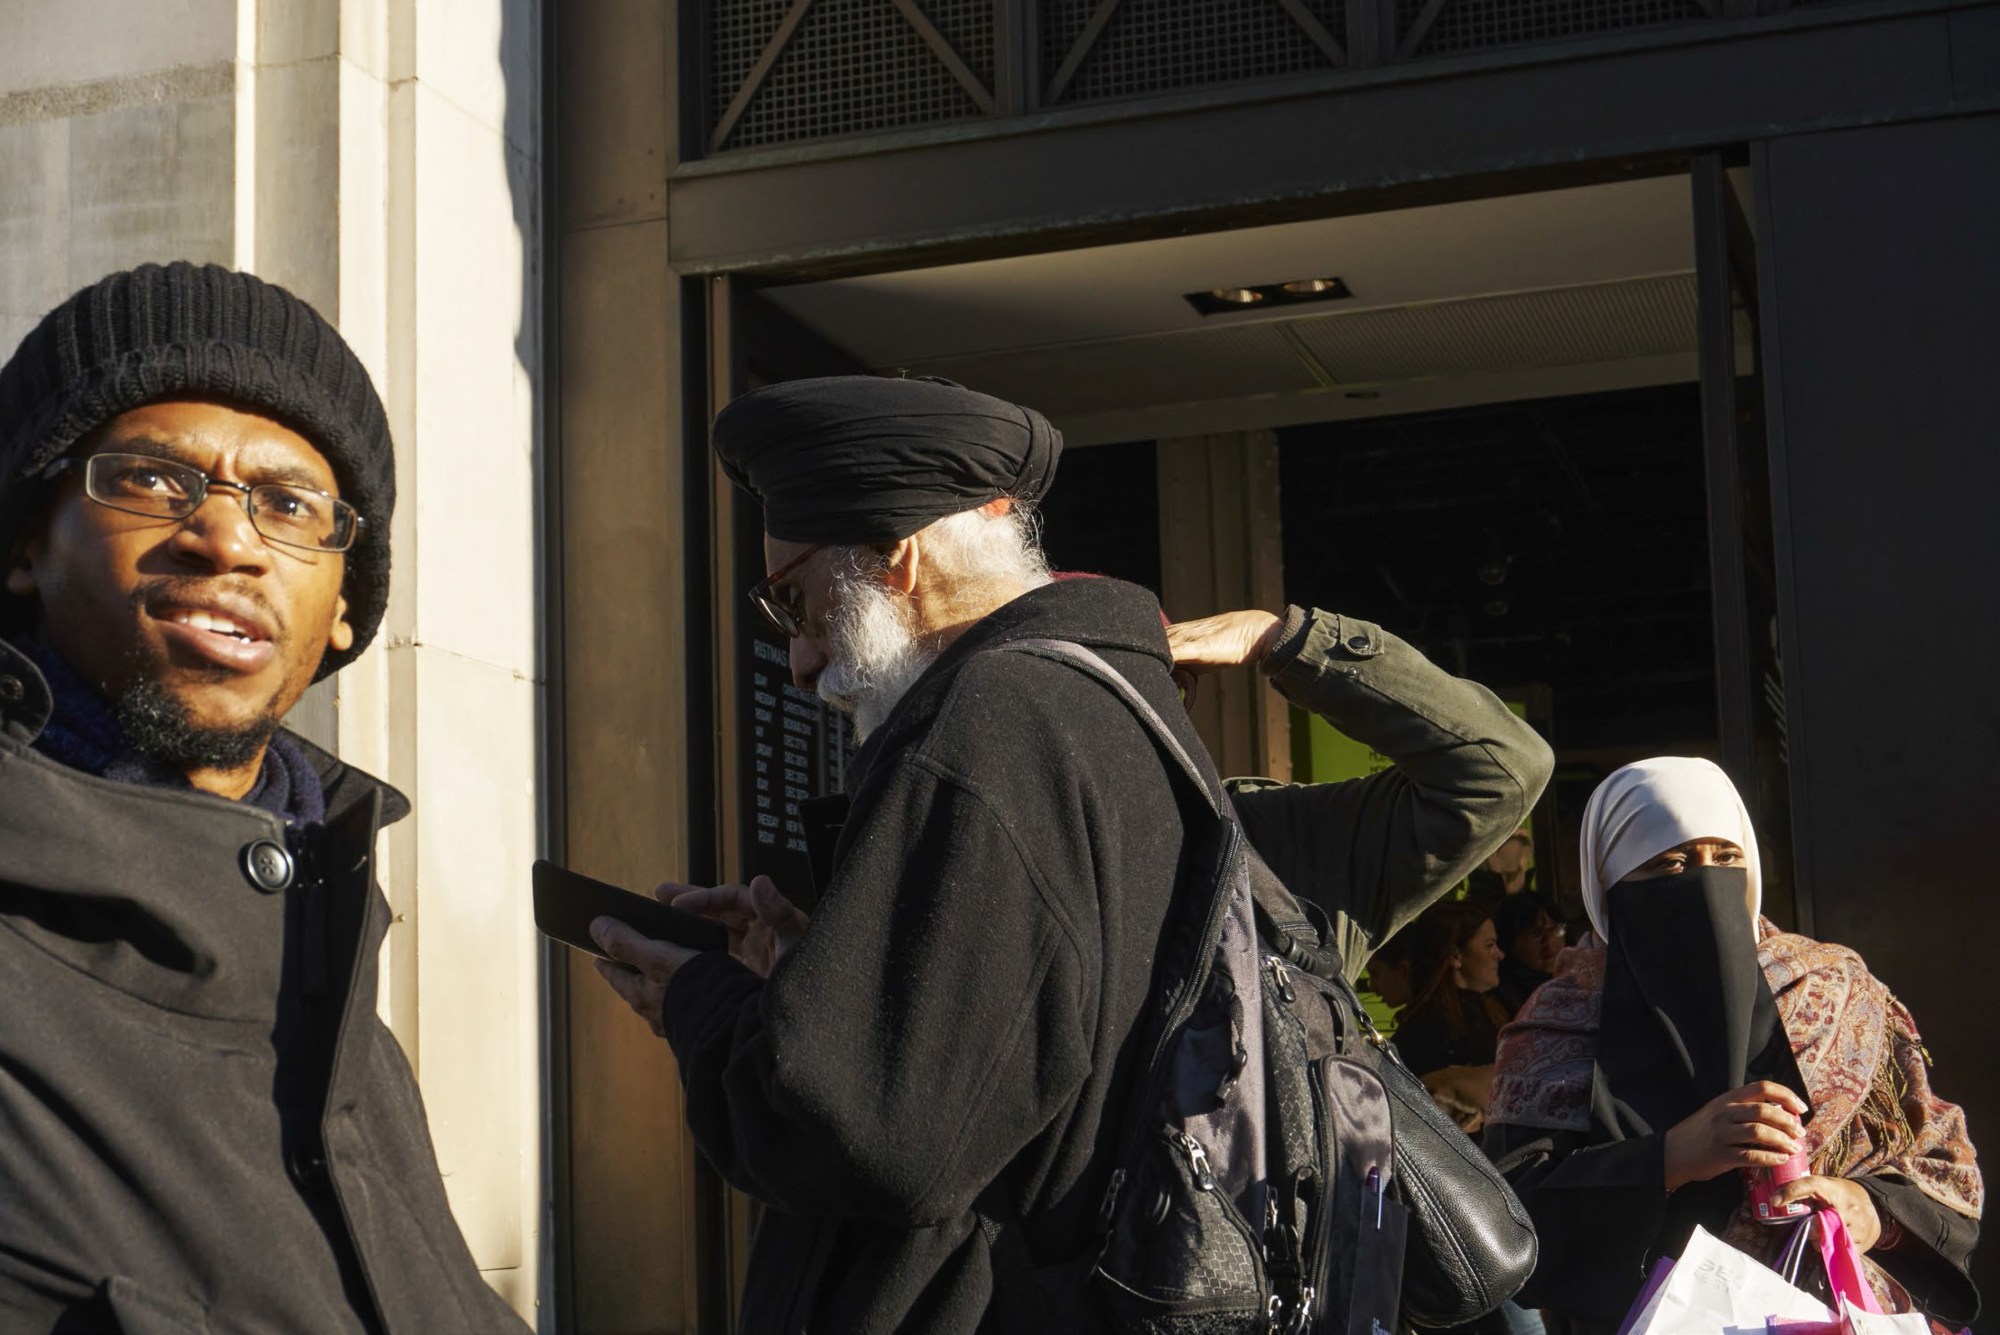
[0,636,409,828]
[847,575,1174,786]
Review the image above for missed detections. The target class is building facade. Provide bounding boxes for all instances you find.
[551,0,2000,1326]
[6,0,1998,1329]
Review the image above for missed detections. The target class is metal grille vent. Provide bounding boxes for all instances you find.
[709,0,994,151]
[1396,0,1706,59]
[1040,0,1346,107]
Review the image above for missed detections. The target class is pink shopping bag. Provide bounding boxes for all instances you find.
[1815,1209,1883,1315]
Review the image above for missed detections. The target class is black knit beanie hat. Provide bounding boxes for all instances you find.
[0,262,393,679]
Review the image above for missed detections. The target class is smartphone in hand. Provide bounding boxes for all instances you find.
[532,860,727,958]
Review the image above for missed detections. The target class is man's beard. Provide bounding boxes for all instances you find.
[816,571,936,741]
[116,656,282,772]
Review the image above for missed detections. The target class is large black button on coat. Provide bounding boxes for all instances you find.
[242,838,295,893]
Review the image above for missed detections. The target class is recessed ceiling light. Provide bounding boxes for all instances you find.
[1185,276,1353,316]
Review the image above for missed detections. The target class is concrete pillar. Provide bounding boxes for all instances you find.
[294,0,546,1318]
[1157,431,1293,782]
[552,0,716,1328]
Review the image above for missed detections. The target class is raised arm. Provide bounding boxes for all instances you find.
[1209,606,1552,975]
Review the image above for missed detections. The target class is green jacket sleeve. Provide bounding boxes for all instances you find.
[1229,605,1553,980]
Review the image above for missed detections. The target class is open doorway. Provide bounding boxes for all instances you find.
[754,168,1750,924]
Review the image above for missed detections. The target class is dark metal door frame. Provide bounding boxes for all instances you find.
[1693,149,1802,930]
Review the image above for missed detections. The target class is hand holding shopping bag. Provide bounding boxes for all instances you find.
[1618,1225,1833,1334]
[1616,1210,1948,1335]
[1765,1211,1931,1335]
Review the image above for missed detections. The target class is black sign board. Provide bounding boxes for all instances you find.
[739,621,851,899]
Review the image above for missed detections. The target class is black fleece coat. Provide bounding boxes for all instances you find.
[663,578,1553,1333]
[0,640,528,1334]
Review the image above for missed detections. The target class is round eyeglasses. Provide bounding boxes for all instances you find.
[51,452,364,553]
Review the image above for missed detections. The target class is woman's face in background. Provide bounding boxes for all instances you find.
[1507,911,1564,974]
[1451,919,1504,994]
[1618,837,1755,920]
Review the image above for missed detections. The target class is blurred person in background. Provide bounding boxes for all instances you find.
[1466,826,1536,913]
[1397,901,1512,1132]
[1493,889,1565,1013]
[1361,924,1419,1038]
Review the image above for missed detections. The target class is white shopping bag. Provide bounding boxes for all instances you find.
[1623,1225,1833,1335]
[1837,1299,1930,1335]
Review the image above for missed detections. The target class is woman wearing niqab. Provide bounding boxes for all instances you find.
[1486,757,1981,1333]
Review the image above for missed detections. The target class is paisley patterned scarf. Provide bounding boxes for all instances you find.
[1490,923,1982,1308]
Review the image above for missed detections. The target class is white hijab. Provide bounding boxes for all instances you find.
[1579,756,1762,942]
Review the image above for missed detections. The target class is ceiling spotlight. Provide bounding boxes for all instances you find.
[1185,276,1353,316]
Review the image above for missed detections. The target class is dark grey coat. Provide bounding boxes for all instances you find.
[662,579,1553,1333]
[0,640,528,1334]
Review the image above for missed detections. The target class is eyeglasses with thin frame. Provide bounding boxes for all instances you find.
[48,452,364,553]
[747,544,824,638]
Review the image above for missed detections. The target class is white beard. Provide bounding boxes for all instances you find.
[817,572,936,741]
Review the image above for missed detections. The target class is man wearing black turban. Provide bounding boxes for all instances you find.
[590,376,1553,1332]
[597,375,1213,1332]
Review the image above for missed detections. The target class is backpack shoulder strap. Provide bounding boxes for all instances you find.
[981,636,1239,1267]
[998,637,1350,980]
[993,637,1226,816]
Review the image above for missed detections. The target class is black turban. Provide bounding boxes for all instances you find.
[711,375,1062,544]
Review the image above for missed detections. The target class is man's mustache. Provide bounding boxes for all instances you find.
[128,577,287,643]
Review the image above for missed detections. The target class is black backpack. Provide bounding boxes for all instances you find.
[985,638,1535,1334]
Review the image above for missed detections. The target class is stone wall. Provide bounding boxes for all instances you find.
[0,0,237,359]
[0,0,547,1323]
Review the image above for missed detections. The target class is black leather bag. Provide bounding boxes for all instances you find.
[1251,871,1539,1328]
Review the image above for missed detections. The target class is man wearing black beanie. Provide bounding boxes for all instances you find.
[0,263,528,1333]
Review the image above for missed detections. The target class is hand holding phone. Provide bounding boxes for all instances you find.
[671,875,810,978]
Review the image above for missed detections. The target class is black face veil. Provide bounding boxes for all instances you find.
[1592,866,1808,1138]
